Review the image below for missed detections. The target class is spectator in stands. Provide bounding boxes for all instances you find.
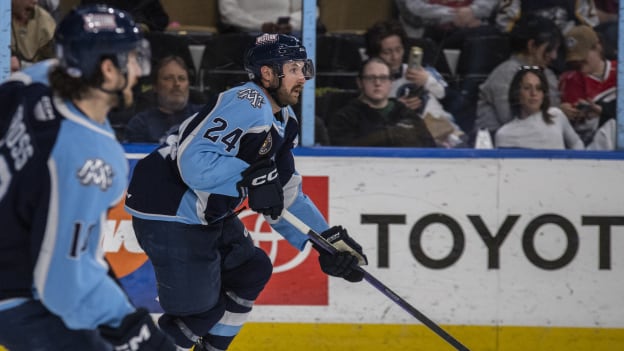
[10,0,56,67]
[559,25,616,145]
[328,58,436,147]
[218,0,314,35]
[476,15,563,134]
[125,56,203,143]
[364,20,464,147]
[394,0,499,47]
[495,0,600,73]
[495,0,599,34]
[81,0,170,32]
[495,66,583,150]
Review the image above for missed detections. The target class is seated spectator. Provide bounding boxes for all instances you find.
[394,0,499,47]
[11,0,56,67]
[80,0,170,32]
[328,58,436,147]
[559,25,616,145]
[125,56,204,143]
[495,0,599,73]
[476,15,562,134]
[218,0,315,35]
[364,20,464,147]
[495,0,598,34]
[495,66,583,150]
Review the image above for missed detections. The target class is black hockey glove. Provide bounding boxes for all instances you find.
[315,226,368,283]
[100,308,176,351]
[240,159,284,220]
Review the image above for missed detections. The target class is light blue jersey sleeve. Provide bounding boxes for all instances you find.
[7,59,56,85]
[272,189,330,251]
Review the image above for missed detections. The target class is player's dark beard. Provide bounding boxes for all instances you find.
[267,78,288,107]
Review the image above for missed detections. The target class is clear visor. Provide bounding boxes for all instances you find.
[134,39,152,77]
[282,59,315,80]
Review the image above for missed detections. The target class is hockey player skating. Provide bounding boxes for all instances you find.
[0,5,176,351]
[124,33,368,350]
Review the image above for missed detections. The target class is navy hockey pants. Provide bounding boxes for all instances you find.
[132,215,273,349]
[0,299,113,350]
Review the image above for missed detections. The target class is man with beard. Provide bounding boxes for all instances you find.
[10,0,57,68]
[125,56,203,143]
[0,5,176,351]
[124,33,368,351]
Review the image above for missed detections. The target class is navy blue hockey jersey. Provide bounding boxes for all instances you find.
[125,81,329,250]
[0,60,134,329]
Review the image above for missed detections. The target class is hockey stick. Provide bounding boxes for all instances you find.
[281,210,471,351]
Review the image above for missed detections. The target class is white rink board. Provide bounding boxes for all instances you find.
[251,156,624,328]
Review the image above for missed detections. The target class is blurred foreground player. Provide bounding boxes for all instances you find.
[125,33,368,350]
[0,5,175,351]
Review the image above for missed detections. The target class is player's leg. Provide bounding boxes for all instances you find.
[0,300,112,351]
[197,216,273,350]
[132,217,225,349]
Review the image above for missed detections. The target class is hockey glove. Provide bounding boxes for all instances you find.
[100,308,176,351]
[240,159,284,220]
[316,226,368,282]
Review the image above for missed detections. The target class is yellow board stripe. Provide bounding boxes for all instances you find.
[231,323,624,351]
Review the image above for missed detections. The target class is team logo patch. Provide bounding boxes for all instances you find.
[237,88,265,109]
[259,134,272,155]
[77,158,114,191]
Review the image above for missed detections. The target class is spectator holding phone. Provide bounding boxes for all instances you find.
[364,20,464,147]
[559,25,616,145]
[328,58,436,147]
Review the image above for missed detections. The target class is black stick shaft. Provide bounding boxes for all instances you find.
[281,210,470,351]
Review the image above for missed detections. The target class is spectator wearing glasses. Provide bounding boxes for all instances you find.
[328,58,435,147]
[495,66,583,150]
[364,20,464,147]
[476,14,563,134]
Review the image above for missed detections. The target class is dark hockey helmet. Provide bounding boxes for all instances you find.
[244,33,315,81]
[54,4,151,79]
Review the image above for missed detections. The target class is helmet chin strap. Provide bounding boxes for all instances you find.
[97,72,129,109]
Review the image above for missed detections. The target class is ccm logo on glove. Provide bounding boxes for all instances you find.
[251,168,278,186]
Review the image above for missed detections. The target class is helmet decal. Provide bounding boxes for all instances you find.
[82,13,117,31]
[255,33,279,45]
